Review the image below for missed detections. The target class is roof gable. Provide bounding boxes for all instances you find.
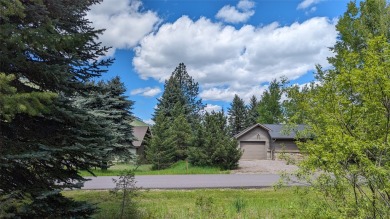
[132,126,150,147]
[234,123,270,139]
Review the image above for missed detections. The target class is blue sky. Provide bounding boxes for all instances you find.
[86,0,350,124]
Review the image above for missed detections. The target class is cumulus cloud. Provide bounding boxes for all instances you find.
[143,119,155,125]
[131,87,161,97]
[216,0,255,23]
[204,104,222,113]
[87,0,160,56]
[133,16,337,102]
[297,0,321,10]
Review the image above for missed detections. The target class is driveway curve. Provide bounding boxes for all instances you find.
[82,174,304,190]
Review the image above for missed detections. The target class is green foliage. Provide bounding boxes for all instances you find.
[245,95,259,127]
[0,0,112,217]
[167,113,192,161]
[148,63,204,168]
[147,113,177,170]
[282,84,311,124]
[74,77,135,169]
[189,111,242,170]
[153,63,204,126]
[79,161,229,176]
[110,170,140,219]
[232,197,246,213]
[64,188,306,218]
[288,1,390,217]
[228,94,247,136]
[257,78,286,124]
[0,73,57,122]
[195,195,215,216]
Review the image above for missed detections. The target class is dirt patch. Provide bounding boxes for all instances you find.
[231,160,299,174]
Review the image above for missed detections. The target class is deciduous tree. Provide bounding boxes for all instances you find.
[257,79,285,124]
[290,1,390,217]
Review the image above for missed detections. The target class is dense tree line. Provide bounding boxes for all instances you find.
[147,63,242,170]
[227,77,304,136]
[0,1,134,217]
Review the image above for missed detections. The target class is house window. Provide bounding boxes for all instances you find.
[257,134,261,139]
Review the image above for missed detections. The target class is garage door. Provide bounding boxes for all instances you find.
[241,141,267,160]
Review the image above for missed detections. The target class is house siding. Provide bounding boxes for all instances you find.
[237,126,272,159]
[271,139,300,160]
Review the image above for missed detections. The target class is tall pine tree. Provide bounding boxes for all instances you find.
[148,63,203,166]
[0,0,112,217]
[228,94,247,136]
[153,63,204,126]
[245,95,259,127]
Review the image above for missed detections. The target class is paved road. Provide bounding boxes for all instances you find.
[82,174,304,190]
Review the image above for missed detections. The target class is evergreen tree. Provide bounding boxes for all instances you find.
[75,77,135,169]
[189,111,242,170]
[245,95,259,127]
[257,79,285,124]
[166,107,192,161]
[146,113,176,170]
[228,94,247,136]
[0,73,57,122]
[153,63,204,126]
[0,0,112,217]
[149,63,203,165]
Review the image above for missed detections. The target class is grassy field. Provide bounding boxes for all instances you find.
[64,188,310,219]
[79,161,229,176]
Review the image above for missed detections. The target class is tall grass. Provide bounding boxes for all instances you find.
[79,161,229,177]
[64,188,308,218]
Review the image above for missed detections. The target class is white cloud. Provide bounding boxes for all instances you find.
[133,16,337,102]
[216,0,255,23]
[237,0,255,11]
[297,0,321,10]
[87,0,160,56]
[143,119,155,125]
[130,87,161,97]
[204,104,222,113]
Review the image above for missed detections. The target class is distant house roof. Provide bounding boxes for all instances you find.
[234,123,306,140]
[263,124,305,139]
[130,119,150,147]
[132,126,149,147]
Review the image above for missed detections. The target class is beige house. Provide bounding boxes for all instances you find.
[234,124,305,160]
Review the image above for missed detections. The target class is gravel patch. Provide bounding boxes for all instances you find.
[231,160,299,174]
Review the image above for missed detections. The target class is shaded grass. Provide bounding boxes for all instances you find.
[64,188,308,219]
[79,161,229,176]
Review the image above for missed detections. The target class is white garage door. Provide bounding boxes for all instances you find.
[241,141,267,160]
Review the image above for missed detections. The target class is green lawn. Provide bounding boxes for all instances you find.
[64,187,310,219]
[79,161,229,176]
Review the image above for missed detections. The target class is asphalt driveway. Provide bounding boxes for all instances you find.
[82,174,304,190]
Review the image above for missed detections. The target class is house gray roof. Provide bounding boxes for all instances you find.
[234,123,306,140]
[132,126,149,147]
[263,124,305,139]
